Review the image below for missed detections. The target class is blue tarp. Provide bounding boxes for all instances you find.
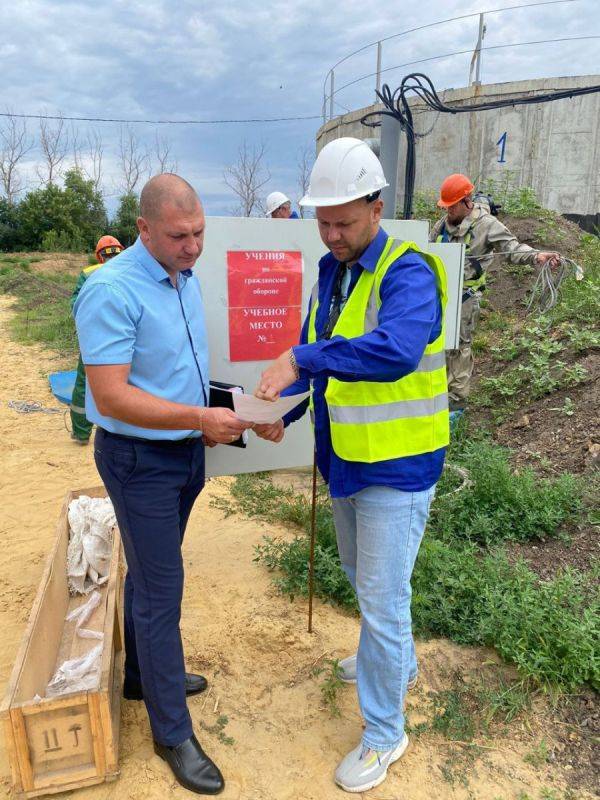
[48,370,77,405]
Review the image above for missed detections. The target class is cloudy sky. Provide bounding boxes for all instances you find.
[1,0,598,215]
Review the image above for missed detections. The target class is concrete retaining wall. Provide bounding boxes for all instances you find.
[316,76,600,215]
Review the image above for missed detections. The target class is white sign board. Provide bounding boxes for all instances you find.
[198,217,463,477]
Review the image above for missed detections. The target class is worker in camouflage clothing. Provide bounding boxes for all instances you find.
[69,235,124,443]
[430,174,560,414]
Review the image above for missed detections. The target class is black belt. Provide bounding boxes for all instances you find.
[98,428,201,448]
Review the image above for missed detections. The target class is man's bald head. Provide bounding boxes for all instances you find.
[139,173,201,221]
[137,173,206,278]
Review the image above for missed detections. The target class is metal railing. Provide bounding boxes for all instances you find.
[321,0,583,123]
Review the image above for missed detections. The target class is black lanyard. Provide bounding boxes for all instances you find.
[320,263,350,342]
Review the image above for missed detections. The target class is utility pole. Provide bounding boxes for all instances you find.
[469,14,486,86]
[379,113,401,219]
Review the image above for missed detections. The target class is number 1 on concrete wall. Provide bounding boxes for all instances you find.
[497,132,507,163]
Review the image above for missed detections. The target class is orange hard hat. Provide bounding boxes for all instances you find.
[437,174,475,208]
[95,235,124,261]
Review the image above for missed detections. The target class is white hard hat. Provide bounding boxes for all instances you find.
[265,191,291,216]
[299,137,388,207]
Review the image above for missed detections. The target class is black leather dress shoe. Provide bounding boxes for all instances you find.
[154,733,224,795]
[123,672,208,701]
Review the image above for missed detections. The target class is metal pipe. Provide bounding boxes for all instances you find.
[307,450,318,634]
[475,14,485,85]
[376,41,382,99]
[329,71,335,120]
[332,34,599,98]
[380,112,401,219]
[321,0,577,95]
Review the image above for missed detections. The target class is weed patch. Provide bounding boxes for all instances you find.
[0,260,78,356]
[199,714,235,746]
[311,658,344,718]
[430,439,581,545]
[227,446,596,690]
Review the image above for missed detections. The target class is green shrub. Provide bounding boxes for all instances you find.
[0,198,21,251]
[412,540,599,690]
[242,442,596,690]
[549,234,600,327]
[430,440,581,545]
[17,169,107,251]
[41,229,85,253]
[479,172,546,217]
[410,190,439,226]
[110,192,140,247]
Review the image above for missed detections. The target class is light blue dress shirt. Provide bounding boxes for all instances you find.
[73,237,210,440]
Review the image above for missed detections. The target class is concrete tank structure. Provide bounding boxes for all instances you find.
[316,75,600,216]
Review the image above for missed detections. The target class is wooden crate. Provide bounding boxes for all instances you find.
[1,486,124,797]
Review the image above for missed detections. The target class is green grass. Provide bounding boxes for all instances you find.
[550,233,600,327]
[199,714,235,746]
[312,658,344,718]
[523,739,550,768]
[473,313,592,412]
[473,236,599,417]
[222,435,598,691]
[407,669,531,742]
[0,258,78,356]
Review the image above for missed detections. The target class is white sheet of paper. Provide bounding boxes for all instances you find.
[233,391,310,425]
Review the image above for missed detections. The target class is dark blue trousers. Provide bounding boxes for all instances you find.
[94,428,205,746]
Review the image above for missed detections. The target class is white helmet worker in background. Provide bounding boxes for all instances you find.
[265,190,299,219]
[253,137,449,793]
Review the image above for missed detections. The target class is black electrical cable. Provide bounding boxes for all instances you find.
[362,74,600,219]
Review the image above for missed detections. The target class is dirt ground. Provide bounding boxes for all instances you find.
[0,293,595,800]
[24,252,89,275]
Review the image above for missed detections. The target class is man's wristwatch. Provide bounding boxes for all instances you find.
[289,349,300,379]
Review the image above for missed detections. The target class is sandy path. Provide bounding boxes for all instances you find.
[0,295,588,800]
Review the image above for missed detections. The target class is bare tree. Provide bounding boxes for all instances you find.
[84,130,104,191]
[0,112,32,204]
[296,145,314,219]
[223,141,270,217]
[118,125,149,194]
[70,123,84,172]
[37,115,68,185]
[154,132,177,174]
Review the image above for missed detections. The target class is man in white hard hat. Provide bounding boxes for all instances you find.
[253,138,449,793]
[265,190,299,219]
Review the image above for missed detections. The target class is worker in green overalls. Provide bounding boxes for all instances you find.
[70,235,124,443]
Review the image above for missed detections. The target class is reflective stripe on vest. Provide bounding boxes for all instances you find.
[307,237,449,462]
[329,392,448,424]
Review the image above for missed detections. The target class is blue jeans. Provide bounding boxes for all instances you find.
[332,484,435,751]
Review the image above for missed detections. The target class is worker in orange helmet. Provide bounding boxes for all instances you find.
[430,174,560,417]
[69,235,124,443]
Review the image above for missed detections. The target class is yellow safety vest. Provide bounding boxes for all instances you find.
[82,262,102,277]
[307,237,449,463]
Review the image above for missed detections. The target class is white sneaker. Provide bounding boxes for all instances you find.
[338,653,418,690]
[334,734,409,793]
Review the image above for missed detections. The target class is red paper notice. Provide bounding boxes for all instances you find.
[227,250,303,361]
